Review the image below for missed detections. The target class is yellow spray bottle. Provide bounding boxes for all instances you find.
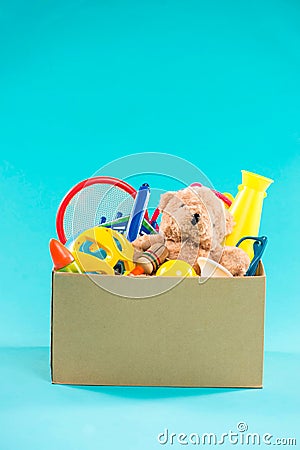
[225,170,273,259]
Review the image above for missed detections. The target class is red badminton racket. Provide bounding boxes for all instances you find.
[56,176,159,244]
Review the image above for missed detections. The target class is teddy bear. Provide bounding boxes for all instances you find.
[158,185,250,276]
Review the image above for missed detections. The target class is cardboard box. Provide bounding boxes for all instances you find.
[51,264,265,388]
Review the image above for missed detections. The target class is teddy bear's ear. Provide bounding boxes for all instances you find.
[158,191,176,211]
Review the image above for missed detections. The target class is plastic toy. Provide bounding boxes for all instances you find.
[236,236,268,276]
[102,215,157,236]
[128,265,146,276]
[126,183,150,242]
[73,238,115,273]
[49,238,82,273]
[197,257,233,277]
[225,171,273,259]
[73,252,115,275]
[156,260,197,277]
[68,227,135,274]
[222,192,235,208]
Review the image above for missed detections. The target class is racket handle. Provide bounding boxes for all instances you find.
[126,184,150,242]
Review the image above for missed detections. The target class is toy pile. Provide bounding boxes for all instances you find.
[50,170,273,278]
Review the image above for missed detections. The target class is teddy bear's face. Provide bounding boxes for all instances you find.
[159,192,212,249]
[159,186,233,266]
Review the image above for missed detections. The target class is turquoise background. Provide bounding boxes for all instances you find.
[0,0,299,448]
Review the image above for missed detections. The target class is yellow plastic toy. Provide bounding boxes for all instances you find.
[68,227,135,274]
[72,252,115,275]
[156,260,197,277]
[225,170,273,259]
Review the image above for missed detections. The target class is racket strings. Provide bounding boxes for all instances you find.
[63,183,134,241]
